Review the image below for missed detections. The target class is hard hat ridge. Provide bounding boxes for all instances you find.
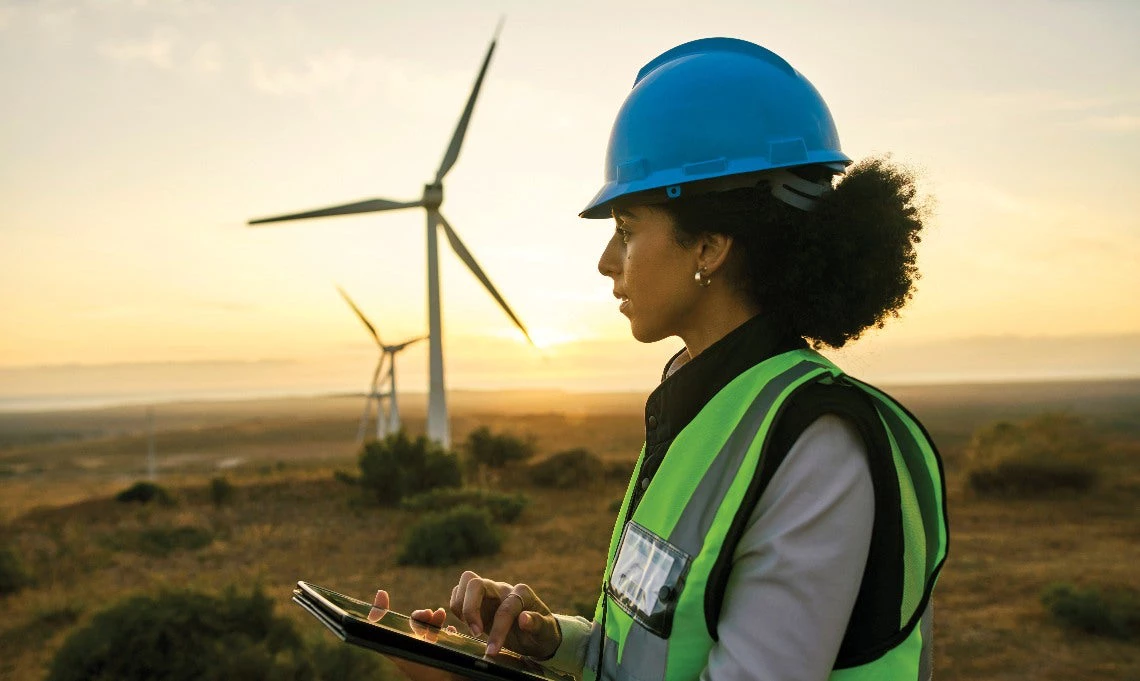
[580,37,851,219]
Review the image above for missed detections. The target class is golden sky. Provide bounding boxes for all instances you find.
[1,0,1138,401]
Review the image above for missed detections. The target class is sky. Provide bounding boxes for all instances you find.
[2,0,1139,405]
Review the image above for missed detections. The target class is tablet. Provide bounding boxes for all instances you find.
[292,581,576,681]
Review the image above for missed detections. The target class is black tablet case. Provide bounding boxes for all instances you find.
[292,581,575,681]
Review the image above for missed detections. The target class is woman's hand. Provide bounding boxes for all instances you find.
[448,571,561,659]
[371,590,467,681]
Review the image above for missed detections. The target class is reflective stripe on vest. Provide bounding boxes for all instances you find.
[583,349,949,681]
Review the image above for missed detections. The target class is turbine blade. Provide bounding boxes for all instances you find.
[249,198,422,225]
[389,335,429,353]
[436,212,533,345]
[336,286,383,347]
[434,21,503,183]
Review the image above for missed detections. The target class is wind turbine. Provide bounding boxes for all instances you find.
[248,21,531,448]
[337,286,426,443]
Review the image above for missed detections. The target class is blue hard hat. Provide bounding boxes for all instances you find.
[580,37,851,219]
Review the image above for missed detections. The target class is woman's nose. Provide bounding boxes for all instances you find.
[598,234,620,278]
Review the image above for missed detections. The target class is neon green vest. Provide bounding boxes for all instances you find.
[583,349,948,681]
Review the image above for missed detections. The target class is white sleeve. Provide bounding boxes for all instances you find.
[547,614,594,676]
[700,414,874,681]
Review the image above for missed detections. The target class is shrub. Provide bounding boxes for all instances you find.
[0,544,31,596]
[464,426,536,469]
[46,585,310,681]
[528,448,603,489]
[3,601,85,651]
[605,460,634,482]
[965,413,1102,498]
[114,481,174,505]
[358,431,462,506]
[104,526,214,557]
[136,526,214,556]
[401,488,529,523]
[333,469,359,486]
[968,459,1098,497]
[398,506,501,567]
[1041,583,1140,641]
[306,638,392,681]
[209,476,234,508]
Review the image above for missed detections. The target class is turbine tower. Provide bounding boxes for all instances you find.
[248,21,530,448]
[337,286,426,443]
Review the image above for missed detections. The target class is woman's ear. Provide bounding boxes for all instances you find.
[697,232,734,276]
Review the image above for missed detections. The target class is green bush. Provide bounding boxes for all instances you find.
[965,413,1102,498]
[464,426,536,469]
[209,476,234,508]
[358,431,462,506]
[115,481,174,505]
[47,585,310,681]
[104,526,214,557]
[968,459,1098,497]
[401,488,529,523]
[333,469,359,486]
[305,638,393,681]
[605,459,634,482]
[137,526,214,556]
[398,506,501,567]
[528,448,604,489]
[1042,583,1140,641]
[0,544,31,596]
[3,602,85,652]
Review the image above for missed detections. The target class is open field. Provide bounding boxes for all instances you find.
[2,380,1140,679]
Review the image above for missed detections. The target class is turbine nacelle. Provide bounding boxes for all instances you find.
[422,183,444,210]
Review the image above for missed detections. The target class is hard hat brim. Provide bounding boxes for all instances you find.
[579,157,851,219]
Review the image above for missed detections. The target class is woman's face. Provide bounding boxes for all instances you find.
[597,205,703,344]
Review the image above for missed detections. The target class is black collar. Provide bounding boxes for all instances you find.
[643,314,806,447]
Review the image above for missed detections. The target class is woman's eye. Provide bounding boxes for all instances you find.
[615,226,630,244]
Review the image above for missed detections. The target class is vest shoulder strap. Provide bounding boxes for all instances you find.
[703,377,908,668]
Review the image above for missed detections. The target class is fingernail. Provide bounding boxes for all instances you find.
[471,623,482,636]
[486,642,499,655]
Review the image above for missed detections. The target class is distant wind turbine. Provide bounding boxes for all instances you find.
[337,286,426,444]
[248,20,531,448]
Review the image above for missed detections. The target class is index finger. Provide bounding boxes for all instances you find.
[486,589,526,656]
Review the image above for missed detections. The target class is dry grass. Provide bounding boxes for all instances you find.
[2,382,1139,680]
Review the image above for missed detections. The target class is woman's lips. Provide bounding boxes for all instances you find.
[613,290,629,315]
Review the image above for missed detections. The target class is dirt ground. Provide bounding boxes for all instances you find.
[2,381,1139,680]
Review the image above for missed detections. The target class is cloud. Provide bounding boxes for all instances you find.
[37,5,77,33]
[249,48,408,99]
[98,26,177,69]
[189,41,222,74]
[0,5,18,30]
[888,90,1140,130]
[941,181,1042,218]
[1081,114,1140,132]
[85,0,215,17]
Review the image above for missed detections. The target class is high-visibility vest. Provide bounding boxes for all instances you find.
[583,349,949,681]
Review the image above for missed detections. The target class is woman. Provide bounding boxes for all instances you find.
[377,37,949,681]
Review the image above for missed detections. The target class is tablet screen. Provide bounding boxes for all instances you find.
[299,582,572,680]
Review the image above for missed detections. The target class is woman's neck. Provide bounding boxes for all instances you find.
[680,293,761,359]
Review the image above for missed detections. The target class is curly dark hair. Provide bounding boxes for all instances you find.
[659,157,927,348]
